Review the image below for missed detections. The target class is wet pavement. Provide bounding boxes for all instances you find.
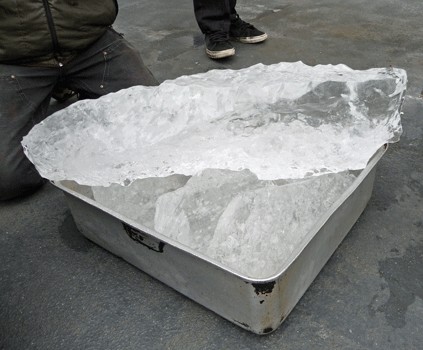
[1,0,422,349]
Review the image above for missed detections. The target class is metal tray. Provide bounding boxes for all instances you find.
[53,145,386,334]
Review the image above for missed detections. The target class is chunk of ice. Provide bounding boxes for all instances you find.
[22,62,407,186]
[153,169,274,250]
[206,172,356,278]
[91,168,356,278]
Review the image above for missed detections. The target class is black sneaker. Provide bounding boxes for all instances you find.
[230,16,267,43]
[205,31,235,59]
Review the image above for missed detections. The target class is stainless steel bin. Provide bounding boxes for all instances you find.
[53,145,386,334]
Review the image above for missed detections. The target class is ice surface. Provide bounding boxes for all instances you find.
[22,61,407,186]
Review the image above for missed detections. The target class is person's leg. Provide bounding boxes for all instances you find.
[193,0,232,34]
[193,0,235,59]
[229,0,238,22]
[64,28,159,98]
[0,65,58,200]
[0,29,157,201]
[193,0,266,59]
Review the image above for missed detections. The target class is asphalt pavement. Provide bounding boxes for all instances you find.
[1,0,422,349]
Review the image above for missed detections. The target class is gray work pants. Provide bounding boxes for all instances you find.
[0,28,158,200]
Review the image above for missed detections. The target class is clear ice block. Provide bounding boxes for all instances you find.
[22,62,407,187]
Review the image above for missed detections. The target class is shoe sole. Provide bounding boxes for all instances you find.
[206,47,235,59]
[231,33,268,44]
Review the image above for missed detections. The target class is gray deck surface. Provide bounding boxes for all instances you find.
[1,0,422,349]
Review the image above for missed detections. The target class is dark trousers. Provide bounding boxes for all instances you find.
[0,28,158,200]
[193,0,238,34]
